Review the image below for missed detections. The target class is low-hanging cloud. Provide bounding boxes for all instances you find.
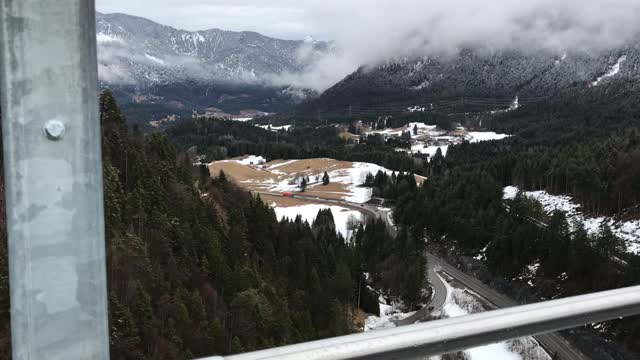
[277,0,640,91]
[97,0,640,92]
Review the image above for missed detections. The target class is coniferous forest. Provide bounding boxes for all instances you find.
[390,93,640,355]
[0,92,425,359]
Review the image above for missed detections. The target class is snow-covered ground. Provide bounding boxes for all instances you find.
[489,96,520,115]
[219,155,266,166]
[210,156,425,205]
[363,273,549,360]
[592,55,627,87]
[273,204,363,239]
[262,160,424,204]
[438,275,550,360]
[367,122,510,160]
[363,297,416,332]
[466,132,511,143]
[97,33,123,44]
[504,186,640,254]
[145,54,165,65]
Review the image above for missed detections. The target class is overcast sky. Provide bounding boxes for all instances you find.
[98,0,640,48]
[98,0,640,90]
[96,0,322,40]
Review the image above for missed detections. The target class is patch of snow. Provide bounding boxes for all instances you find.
[474,244,489,261]
[439,274,549,360]
[408,105,426,112]
[407,122,443,138]
[504,186,640,254]
[268,160,298,171]
[144,54,165,65]
[232,117,254,122]
[273,204,363,240]
[258,124,291,132]
[503,186,520,200]
[97,33,123,44]
[467,132,511,143]
[224,155,266,166]
[410,81,430,91]
[509,96,520,111]
[592,55,627,87]
[489,96,520,115]
[342,162,417,203]
[364,301,416,332]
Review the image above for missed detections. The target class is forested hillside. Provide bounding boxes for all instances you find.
[0,92,428,358]
[389,95,640,357]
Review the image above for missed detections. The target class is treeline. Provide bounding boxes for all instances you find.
[354,219,428,308]
[488,86,640,146]
[363,170,419,200]
[445,129,640,216]
[167,118,343,161]
[167,117,430,176]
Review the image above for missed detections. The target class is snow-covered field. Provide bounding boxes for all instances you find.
[466,132,511,143]
[272,204,363,239]
[270,161,415,203]
[367,122,510,160]
[504,186,640,254]
[209,157,425,204]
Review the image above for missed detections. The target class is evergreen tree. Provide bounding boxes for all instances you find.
[322,171,330,186]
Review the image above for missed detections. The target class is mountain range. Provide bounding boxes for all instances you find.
[306,47,640,116]
[96,12,330,124]
[96,12,330,86]
[98,11,640,128]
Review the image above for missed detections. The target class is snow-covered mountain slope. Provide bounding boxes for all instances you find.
[310,46,640,110]
[96,12,329,87]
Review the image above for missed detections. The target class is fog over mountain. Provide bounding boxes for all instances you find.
[99,0,640,92]
[96,12,330,88]
[97,1,640,93]
[297,0,640,91]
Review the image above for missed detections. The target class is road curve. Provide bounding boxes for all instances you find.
[430,253,587,360]
[393,262,448,326]
[255,191,587,359]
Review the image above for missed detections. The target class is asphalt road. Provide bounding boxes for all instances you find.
[429,253,587,360]
[256,191,587,359]
[393,262,448,326]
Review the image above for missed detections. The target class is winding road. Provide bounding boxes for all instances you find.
[256,190,587,359]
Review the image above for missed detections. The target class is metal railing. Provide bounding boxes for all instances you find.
[0,1,639,360]
[201,285,640,360]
